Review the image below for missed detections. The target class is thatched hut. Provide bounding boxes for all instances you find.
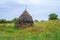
[15,10,34,28]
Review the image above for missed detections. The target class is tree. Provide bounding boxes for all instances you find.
[49,13,58,20]
[6,20,12,23]
[12,18,18,22]
[0,19,7,23]
[41,20,44,22]
[34,20,39,22]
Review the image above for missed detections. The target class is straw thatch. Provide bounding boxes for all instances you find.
[15,10,34,28]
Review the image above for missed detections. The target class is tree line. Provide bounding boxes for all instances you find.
[0,13,59,23]
[0,18,18,23]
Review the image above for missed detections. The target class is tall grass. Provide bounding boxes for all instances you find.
[0,20,60,40]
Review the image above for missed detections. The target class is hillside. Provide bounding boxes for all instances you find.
[0,20,60,40]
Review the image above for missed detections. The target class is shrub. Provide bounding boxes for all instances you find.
[49,13,58,20]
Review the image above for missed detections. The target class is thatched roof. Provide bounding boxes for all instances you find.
[18,10,33,23]
[15,10,34,28]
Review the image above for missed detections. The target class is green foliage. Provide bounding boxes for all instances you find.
[0,19,7,23]
[40,20,45,22]
[34,20,39,22]
[6,20,12,23]
[11,18,18,23]
[49,13,58,20]
[0,18,18,23]
[0,20,60,40]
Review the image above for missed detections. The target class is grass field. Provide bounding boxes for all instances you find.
[0,20,60,40]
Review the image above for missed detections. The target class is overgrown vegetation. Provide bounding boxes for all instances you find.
[0,13,60,40]
[0,20,60,40]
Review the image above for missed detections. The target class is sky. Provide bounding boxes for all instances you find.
[0,0,60,21]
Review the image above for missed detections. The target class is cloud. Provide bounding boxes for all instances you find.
[0,0,60,20]
[28,0,45,5]
[13,0,27,4]
[0,0,26,20]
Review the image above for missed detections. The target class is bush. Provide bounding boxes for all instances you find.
[0,19,7,23]
[49,13,58,20]
[34,20,39,22]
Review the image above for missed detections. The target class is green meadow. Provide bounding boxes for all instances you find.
[0,20,60,40]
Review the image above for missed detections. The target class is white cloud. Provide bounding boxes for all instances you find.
[12,0,45,5]
[0,0,60,5]
[14,0,27,4]
[28,0,45,5]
